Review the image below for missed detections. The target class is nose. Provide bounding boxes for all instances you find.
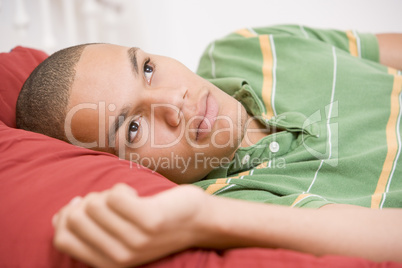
[144,86,187,127]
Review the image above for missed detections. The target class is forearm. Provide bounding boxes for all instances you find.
[53,184,402,267]
[376,33,402,70]
[195,195,402,262]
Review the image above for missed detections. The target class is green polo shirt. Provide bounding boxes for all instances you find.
[193,25,402,209]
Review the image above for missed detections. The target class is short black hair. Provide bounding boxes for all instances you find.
[16,44,88,141]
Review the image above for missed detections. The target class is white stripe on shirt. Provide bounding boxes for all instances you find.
[270,34,278,116]
[307,46,338,193]
[380,89,402,208]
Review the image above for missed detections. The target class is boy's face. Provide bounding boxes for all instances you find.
[67,44,248,183]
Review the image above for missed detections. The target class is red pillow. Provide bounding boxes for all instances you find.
[0,46,177,267]
[1,46,400,268]
[0,46,48,127]
[0,121,176,267]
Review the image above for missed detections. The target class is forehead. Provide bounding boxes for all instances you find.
[68,44,135,108]
[66,44,134,144]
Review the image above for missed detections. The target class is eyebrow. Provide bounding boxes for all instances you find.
[128,47,139,75]
[108,106,130,146]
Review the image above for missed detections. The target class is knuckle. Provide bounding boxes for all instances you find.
[127,235,149,251]
[53,231,70,251]
[86,196,103,214]
[66,208,84,229]
[145,214,164,234]
[110,250,135,266]
[113,183,127,191]
[108,186,124,205]
[85,192,99,201]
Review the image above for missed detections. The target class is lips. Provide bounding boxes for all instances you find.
[196,93,218,140]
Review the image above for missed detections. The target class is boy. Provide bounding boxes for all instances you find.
[17,25,402,266]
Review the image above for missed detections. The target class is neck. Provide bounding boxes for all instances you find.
[240,114,277,148]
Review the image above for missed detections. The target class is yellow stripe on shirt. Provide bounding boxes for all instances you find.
[371,68,402,208]
[235,28,257,38]
[205,170,252,194]
[256,161,269,169]
[236,28,257,38]
[346,30,359,57]
[235,29,275,119]
[230,170,251,179]
[291,193,311,207]
[205,178,228,195]
[260,35,275,119]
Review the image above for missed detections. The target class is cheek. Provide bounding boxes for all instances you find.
[126,144,195,181]
[150,123,187,147]
[119,124,192,167]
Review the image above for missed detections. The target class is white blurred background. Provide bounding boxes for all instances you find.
[1,0,401,71]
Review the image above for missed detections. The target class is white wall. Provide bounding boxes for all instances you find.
[1,0,401,71]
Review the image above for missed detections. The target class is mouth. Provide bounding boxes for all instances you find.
[195,92,219,141]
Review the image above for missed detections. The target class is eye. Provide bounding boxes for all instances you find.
[143,58,154,84]
[127,118,141,143]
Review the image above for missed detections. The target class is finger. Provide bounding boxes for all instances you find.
[52,213,59,228]
[53,199,116,268]
[106,184,161,230]
[53,196,83,227]
[113,183,138,196]
[54,226,116,268]
[66,193,136,265]
[85,192,151,252]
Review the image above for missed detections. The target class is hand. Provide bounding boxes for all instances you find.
[52,183,208,268]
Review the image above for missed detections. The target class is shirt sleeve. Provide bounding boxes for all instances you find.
[234,25,380,62]
[194,181,334,209]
